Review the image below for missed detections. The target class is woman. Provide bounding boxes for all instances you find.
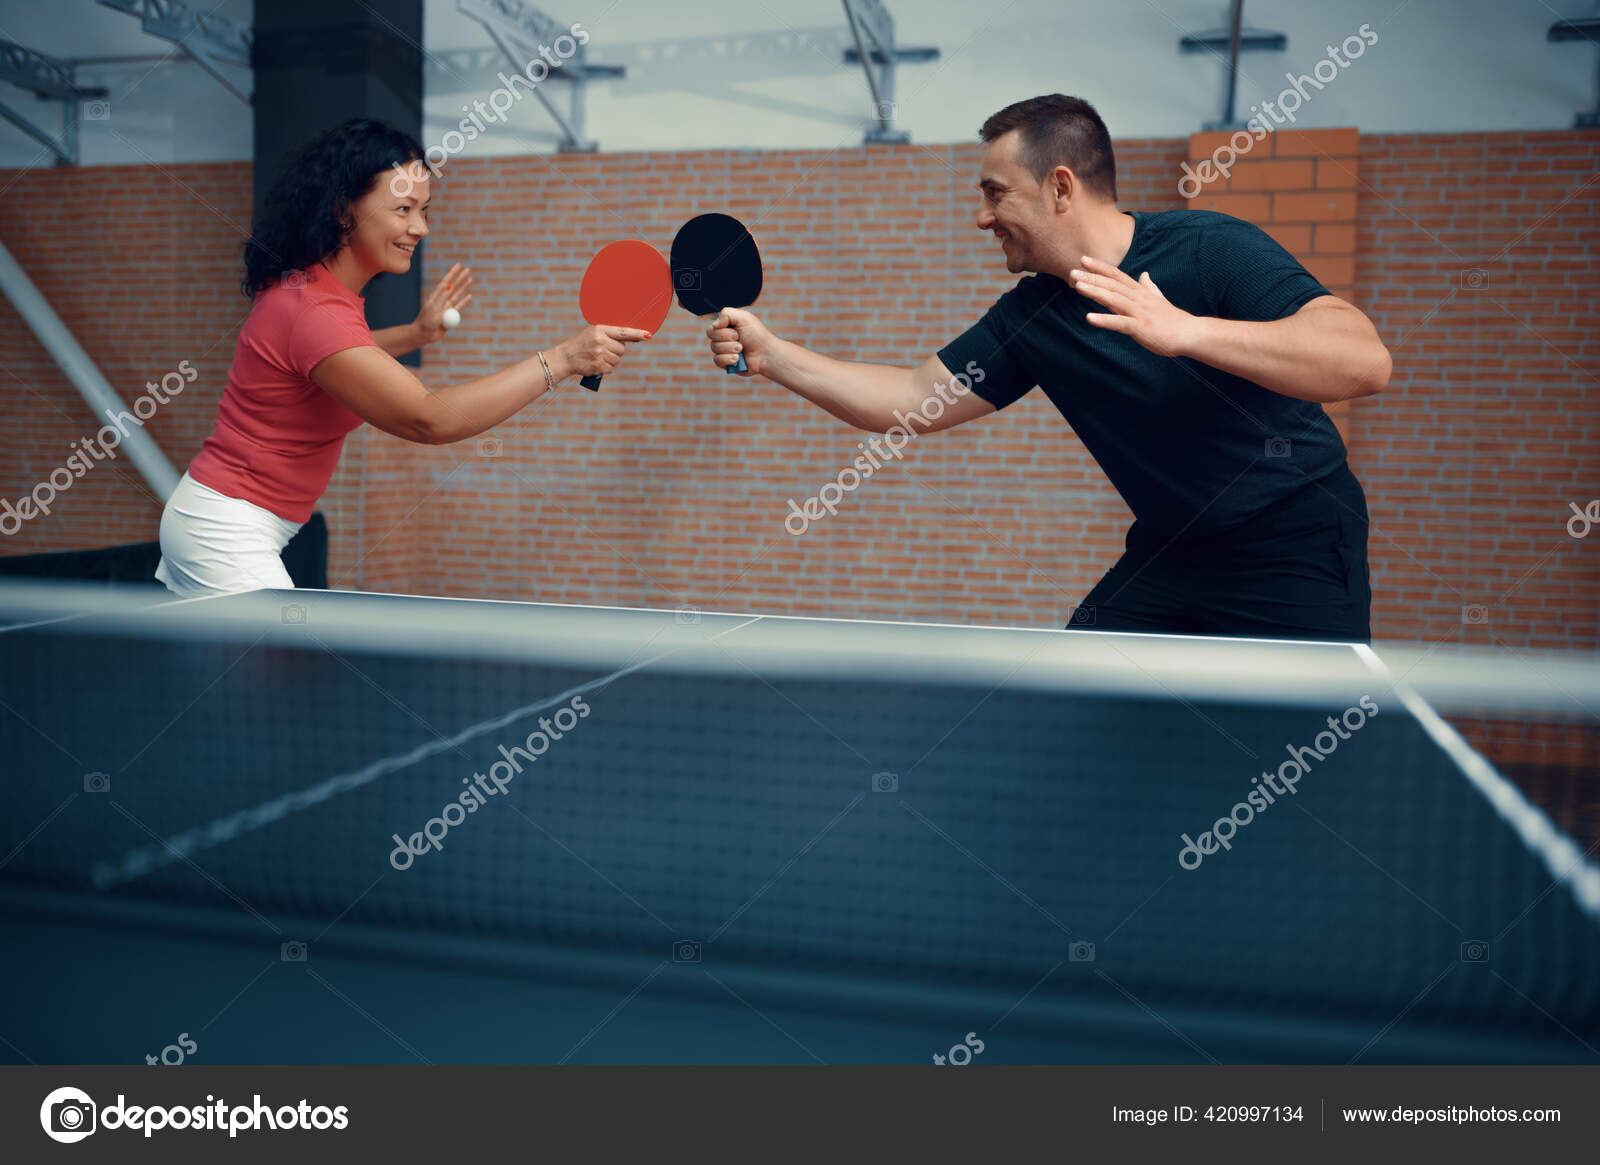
[156,118,648,596]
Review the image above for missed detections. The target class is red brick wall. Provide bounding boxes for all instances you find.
[0,131,1595,649]
[1354,131,1598,649]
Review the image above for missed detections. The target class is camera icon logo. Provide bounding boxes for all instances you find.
[1069,605,1097,627]
[83,771,110,793]
[673,266,702,292]
[870,771,898,793]
[1460,268,1489,291]
[40,1086,97,1143]
[873,99,898,121]
[281,940,307,962]
[1461,604,1488,626]
[1265,437,1292,458]
[280,269,307,290]
[83,100,111,122]
[672,939,702,963]
[476,436,502,458]
[282,603,307,625]
[1460,939,1489,964]
[1069,940,1096,963]
[675,606,701,625]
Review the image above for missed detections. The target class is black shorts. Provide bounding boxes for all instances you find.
[1068,465,1372,642]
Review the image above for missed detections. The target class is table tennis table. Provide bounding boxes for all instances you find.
[2,583,1597,1065]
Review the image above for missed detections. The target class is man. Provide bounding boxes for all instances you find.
[705,94,1389,641]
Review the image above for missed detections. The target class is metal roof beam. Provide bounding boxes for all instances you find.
[96,0,252,105]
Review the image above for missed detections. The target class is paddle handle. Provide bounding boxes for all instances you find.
[724,306,747,374]
[580,374,602,391]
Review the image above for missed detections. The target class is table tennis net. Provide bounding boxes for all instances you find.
[2,588,1597,1045]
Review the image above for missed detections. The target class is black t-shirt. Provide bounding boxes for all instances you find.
[938,209,1348,539]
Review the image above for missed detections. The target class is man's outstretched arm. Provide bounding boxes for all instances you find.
[706,308,996,433]
[1070,255,1392,404]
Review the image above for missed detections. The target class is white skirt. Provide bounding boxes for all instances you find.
[155,471,304,598]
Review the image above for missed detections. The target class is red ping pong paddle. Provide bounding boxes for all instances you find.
[577,240,672,391]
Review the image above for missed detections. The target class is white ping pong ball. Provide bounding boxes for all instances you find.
[441,307,461,330]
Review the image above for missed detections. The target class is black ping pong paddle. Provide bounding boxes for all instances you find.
[670,213,763,374]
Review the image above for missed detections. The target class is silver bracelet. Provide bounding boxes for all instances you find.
[537,350,556,392]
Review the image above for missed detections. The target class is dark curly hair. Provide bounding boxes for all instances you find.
[242,118,426,298]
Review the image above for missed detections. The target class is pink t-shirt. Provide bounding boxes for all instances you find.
[188,264,374,523]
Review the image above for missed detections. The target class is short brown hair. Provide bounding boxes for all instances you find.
[979,95,1117,203]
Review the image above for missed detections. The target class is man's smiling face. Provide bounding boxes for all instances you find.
[974,131,1055,275]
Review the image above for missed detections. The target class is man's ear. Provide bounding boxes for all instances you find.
[1050,165,1075,212]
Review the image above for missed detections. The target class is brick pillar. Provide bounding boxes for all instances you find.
[1182,127,1360,440]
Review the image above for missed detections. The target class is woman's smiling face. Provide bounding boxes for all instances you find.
[340,160,431,276]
